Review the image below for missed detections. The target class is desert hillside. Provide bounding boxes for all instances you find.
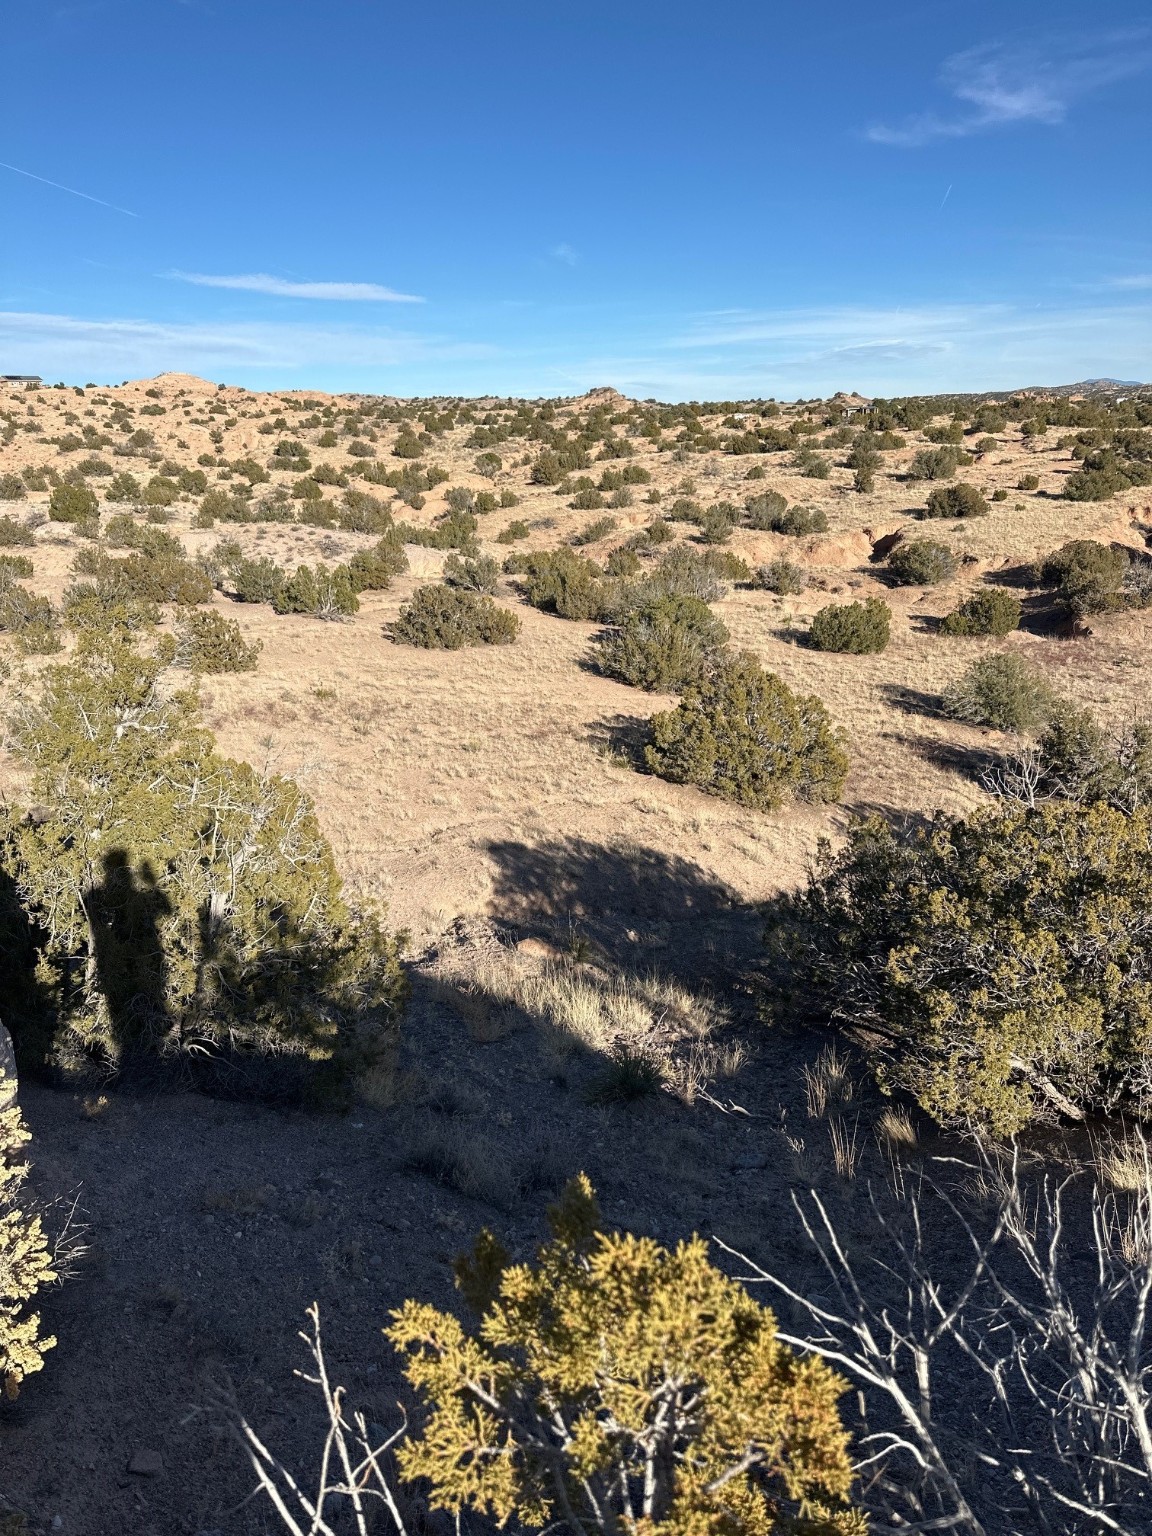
[2,374,1149,941]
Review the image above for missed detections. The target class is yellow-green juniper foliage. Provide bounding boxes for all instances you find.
[388,1175,863,1536]
[0,1088,56,1397]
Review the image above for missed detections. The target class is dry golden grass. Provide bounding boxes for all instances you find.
[1095,1127,1152,1192]
[875,1104,919,1151]
[803,1043,856,1119]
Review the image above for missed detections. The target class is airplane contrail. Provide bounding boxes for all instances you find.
[939,183,953,209]
[0,159,139,217]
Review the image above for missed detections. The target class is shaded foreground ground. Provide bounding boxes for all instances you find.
[9,916,877,1535]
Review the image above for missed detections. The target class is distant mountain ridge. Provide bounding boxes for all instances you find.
[1022,378,1146,395]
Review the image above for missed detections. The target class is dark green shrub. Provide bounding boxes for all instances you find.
[292,476,323,503]
[0,577,59,654]
[529,451,564,485]
[475,452,502,478]
[496,520,530,544]
[195,488,252,527]
[643,517,673,546]
[48,483,98,524]
[0,634,406,1077]
[925,421,964,445]
[647,545,748,600]
[571,516,617,546]
[298,499,339,529]
[605,548,642,578]
[768,801,1152,1131]
[498,489,520,508]
[992,488,1008,502]
[230,556,287,605]
[810,597,890,654]
[1063,442,1152,502]
[943,653,1056,731]
[886,538,957,586]
[793,447,830,479]
[62,577,158,637]
[1063,463,1128,501]
[667,497,702,524]
[141,475,179,508]
[924,482,989,520]
[443,554,499,594]
[571,488,605,512]
[346,535,408,592]
[0,474,25,501]
[972,406,1006,434]
[695,504,736,544]
[1017,473,1040,491]
[103,513,153,549]
[391,432,425,459]
[76,532,212,605]
[518,548,610,620]
[178,468,208,494]
[390,585,520,648]
[337,489,393,535]
[444,486,475,513]
[310,463,347,488]
[0,555,32,580]
[939,588,1021,637]
[757,559,807,595]
[908,447,960,482]
[251,492,296,524]
[272,564,359,620]
[776,505,829,536]
[1023,705,1152,813]
[1037,540,1130,616]
[0,517,34,547]
[474,490,497,514]
[270,440,311,471]
[594,594,729,692]
[394,509,478,553]
[173,609,261,673]
[76,457,112,478]
[645,652,848,810]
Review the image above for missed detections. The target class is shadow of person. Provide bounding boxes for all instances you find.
[83,849,173,1060]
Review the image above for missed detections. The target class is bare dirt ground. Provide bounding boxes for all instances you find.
[0,374,1149,1532]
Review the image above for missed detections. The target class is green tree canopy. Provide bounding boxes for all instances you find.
[0,635,405,1082]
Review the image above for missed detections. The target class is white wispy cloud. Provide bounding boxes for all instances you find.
[1106,274,1152,291]
[868,33,1150,146]
[578,301,1152,399]
[3,299,1149,399]
[168,271,424,302]
[550,244,580,267]
[0,310,484,381]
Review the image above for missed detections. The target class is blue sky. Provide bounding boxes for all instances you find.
[2,0,1150,399]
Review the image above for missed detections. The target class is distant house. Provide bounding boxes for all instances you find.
[1,375,41,385]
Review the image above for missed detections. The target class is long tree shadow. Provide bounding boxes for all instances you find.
[485,836,763,986]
